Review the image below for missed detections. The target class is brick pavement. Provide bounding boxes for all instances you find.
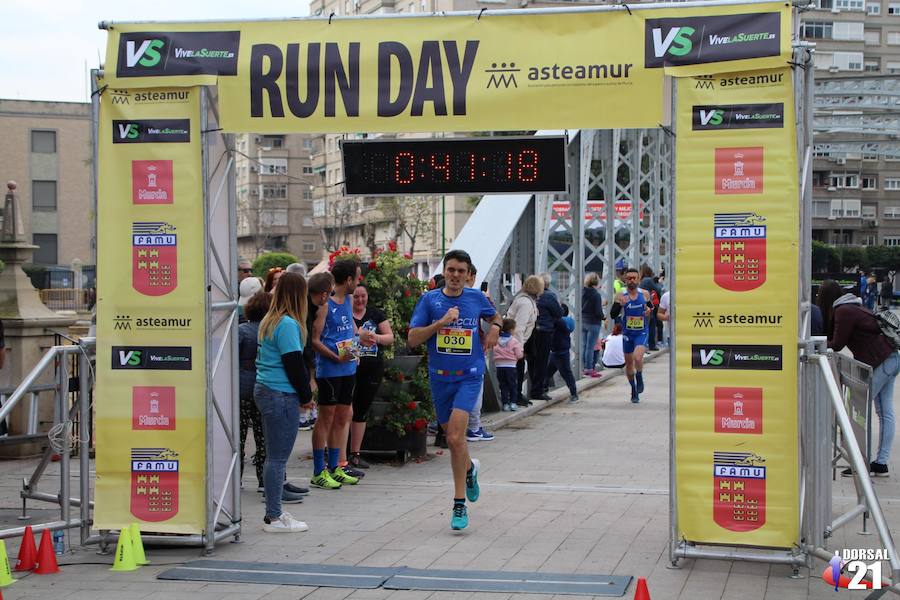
[0,353,898,600]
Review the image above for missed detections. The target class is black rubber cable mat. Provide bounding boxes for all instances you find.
[384,567,633,596]
[158,559,395,589]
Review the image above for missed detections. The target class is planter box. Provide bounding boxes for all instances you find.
[360,424,427,463]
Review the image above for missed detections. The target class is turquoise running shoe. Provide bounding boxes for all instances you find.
[451,503,468,530]
[465,458,480,502]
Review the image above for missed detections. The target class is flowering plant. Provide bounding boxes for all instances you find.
[379,366,434,437]
[362,242,427,354]
[328,246,361,268]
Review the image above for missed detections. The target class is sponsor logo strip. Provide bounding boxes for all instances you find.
[693,103,784,130]
[691,344,782,370]
[117,31,240,78]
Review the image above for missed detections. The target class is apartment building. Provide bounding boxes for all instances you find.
[0,100,94,269]
[235,134,322,266]
[801,0,900,247]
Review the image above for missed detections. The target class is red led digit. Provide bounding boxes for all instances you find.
[517,150,539,182]
[394,151,415,185]
[504,152,514,180]
[468,153,477,181]
[431,153,451,182]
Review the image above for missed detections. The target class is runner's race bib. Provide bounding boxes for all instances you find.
[437,328,474,355]
[626,316,644,330]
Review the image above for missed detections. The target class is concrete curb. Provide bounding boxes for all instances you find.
[482,348,669,431]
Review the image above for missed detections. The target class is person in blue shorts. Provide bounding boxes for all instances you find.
[408,249,502,531]
[609,267,652,403]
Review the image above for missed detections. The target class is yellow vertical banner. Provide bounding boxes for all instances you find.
[674,68,799,548]
[95,86,207,533]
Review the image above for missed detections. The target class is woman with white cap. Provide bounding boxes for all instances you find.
[239,276,264,322]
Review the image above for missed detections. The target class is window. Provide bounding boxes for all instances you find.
[890,2,900,12]
[802,21,833,39]
[31,130,56,154]
[312,199,326,217]
[862,176,878,189]
[302,166,313,174]
[885,236,900,246]
[303,242,317,253]
[834,21,865,40]
[862,204,877,217]
[303,139,314,150]
[864,151,880,160]
[32,234,57,265]
[813,171,829,187]
[843,199,862,217]
[817,0,834,7]
[830,172,859,188]
[865,59,881,71]
[837,0,865,9]
[32,180,57,211]
[303,190,313,200]
[262,184,288,199]
[258,158,287,174]
[888,61,900,73]
[861,234,877,245]
[813,201,831,217]
[260,209,288,227]
[885,206,900,218]
[868,1,882,13]
[888,31,900,44]
[866,29,881,44]
[261,136,284,148]
[885,177,900,189]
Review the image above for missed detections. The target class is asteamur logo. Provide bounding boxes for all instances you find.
[644,12,780,68]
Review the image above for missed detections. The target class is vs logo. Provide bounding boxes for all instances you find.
[651,26,696,58]
[117,122,140,140]
[699,348,725,366]
[125,39,165,68]
[699,109,724,126]
[118,349,142,367]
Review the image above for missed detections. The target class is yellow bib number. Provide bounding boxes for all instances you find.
[437,328,474,355]
[626,316,644,330]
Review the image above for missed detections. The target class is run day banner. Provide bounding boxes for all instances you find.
[100,2,792,133]
[674,67,799,548]
[95,86,207,533]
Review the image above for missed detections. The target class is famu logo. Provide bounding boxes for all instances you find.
[645,13,780,68]
[693,103,784,131]
[112,120,190,144]
[117,31,240,78]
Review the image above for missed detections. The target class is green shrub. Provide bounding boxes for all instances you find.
[251,252,298,278]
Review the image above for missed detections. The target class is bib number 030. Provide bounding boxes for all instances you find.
[437,328,473,355]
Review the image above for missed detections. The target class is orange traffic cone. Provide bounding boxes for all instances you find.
[633,577,651,600]
[14,527,37,571]
[33,529,59,574]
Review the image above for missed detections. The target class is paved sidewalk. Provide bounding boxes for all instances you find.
[0,355,898,599]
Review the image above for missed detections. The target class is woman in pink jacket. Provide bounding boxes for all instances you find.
[494,318,525,411]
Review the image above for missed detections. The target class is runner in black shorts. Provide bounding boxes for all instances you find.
[343,283,395,470]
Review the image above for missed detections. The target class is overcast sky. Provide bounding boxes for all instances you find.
[1,1,311,103]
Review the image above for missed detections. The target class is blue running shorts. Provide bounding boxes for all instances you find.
[430,376,484,425]
[622,332,648,354]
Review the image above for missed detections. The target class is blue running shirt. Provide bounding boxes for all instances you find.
[622,289,650,336]
[410,288,496,381]
[316,295,357,378]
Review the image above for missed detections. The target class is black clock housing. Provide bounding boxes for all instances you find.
[341,136,568,196]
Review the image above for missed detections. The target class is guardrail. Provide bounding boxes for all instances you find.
[38,289,94,312]
[0,338,94,547]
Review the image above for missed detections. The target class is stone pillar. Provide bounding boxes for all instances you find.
[0,182,75,457]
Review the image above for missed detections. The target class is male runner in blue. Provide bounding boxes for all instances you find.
[610,267,652,403]
[409,249,502,530]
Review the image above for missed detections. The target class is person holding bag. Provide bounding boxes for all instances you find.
[819,280,900,477]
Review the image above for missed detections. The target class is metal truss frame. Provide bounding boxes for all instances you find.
[534,128,672,373]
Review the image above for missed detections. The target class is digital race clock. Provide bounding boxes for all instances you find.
[340,136,568,196]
